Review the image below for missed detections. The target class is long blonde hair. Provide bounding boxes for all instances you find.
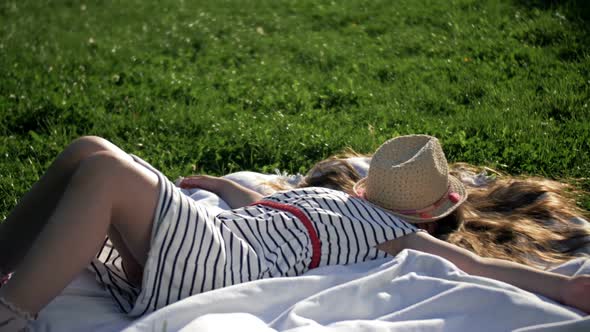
[296,151,590,268]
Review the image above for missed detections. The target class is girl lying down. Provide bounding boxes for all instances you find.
[0,134,589,330]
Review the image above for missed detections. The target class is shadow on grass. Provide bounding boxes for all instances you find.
[514,0,590,25]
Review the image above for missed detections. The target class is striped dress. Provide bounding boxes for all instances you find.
[90,156,420,316]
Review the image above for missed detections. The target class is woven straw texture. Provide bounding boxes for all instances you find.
[355,135,466,222]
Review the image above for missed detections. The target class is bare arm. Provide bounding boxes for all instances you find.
[179,175,263,209]
[377,232,590,313]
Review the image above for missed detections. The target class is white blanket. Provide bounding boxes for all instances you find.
[34,251,590,332]
[32,163,590,331]
[124,250,590,332]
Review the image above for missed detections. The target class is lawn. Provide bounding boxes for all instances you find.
[1,0,589,218]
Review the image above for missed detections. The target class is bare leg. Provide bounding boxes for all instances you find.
[0,150,159,319]
[108,226,143,287]
[0,136,131,273]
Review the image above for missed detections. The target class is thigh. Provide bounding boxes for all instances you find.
[108,226,144,286]
[97,153,160,268]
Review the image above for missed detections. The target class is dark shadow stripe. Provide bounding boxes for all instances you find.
[165,196,192,304]
[321,197,350,265]
[177,203,198,301]
[90,261,129,313]
[188,204,209,296]
[348,198,380,261]
[137,186,175,316]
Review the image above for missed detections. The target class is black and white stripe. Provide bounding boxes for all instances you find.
[263,187,419,267]
[92,158,418,316]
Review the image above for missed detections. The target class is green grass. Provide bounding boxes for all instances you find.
[1,0,590,218]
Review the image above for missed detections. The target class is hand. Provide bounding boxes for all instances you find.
[179,175,263,209]
[560,275,590,314]
[178,175,227,192]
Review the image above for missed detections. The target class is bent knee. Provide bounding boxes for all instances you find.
[74,150,134,185]
[59,136,122,167]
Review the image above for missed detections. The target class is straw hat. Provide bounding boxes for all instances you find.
[353,135,467,223]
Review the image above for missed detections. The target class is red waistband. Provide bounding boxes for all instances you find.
[251,200,321,269]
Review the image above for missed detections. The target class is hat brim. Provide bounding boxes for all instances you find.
[353,175,467,224]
